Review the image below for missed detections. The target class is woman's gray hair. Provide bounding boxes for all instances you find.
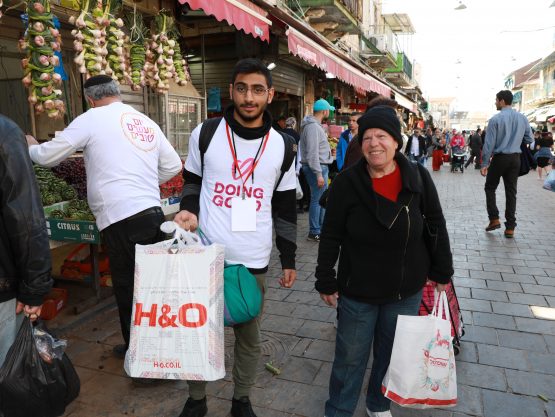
[84,80,121,101]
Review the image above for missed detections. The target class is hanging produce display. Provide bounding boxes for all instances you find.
[124,11,147,91]
[103,0,128,83]
[20,0,65,118]
[145,10,188,93]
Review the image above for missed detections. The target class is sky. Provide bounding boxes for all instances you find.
[381,0,555,116]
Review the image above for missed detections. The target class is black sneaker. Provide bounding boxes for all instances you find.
[307,233,320,242]
[112,344,127,359]
[231,397,257,417]
[178,397,207,417]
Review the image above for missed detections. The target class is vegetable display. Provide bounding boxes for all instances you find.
[103,0,128,83]
[51,158,88,199]
[145,10,181,93]
[49,199,94,221]
[70,0,107,76]
[20,0,65,118]
[124,11,147,91]
[34,165,77,205]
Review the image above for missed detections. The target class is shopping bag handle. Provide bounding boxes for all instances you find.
[431,290,451,322]
[160,221,202,252]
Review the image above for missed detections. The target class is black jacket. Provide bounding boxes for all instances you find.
[405,135,427,157]
[315,153,453,304]
[469,133,482,153]
[0,115,53,305]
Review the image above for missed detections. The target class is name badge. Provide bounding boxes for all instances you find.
[231,197,257,232]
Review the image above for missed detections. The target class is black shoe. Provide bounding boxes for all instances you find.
[231,397,257,417]
[307,233,320,242]
[179,397,207,417]
[112,344,127,359]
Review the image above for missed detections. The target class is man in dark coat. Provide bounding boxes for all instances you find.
[465,128,483,169]
[0,114,53,364]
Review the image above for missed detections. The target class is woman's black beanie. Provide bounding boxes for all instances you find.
[357,105,403,149]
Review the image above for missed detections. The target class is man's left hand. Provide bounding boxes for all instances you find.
[436,283,448,293]
[25,135,39,146]
[279,269,296,288]
[480,167,488,177]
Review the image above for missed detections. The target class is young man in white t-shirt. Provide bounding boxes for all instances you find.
[174,59,297,417]
[27,76,182,368]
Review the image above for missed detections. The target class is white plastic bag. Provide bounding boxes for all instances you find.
[382,291,457,408]
[124,223,225,381]
[296,177,303,200]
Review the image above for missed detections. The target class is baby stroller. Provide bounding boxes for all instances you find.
[450,146,466,173]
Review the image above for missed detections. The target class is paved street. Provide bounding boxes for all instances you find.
[60,163,555,417]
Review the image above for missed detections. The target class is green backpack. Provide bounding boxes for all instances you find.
[223,264,263,327]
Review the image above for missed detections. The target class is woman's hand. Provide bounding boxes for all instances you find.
[320,292,338,307]
[436,283,448,293]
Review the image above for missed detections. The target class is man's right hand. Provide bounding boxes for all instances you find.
[320,292,338,307]
[16,301,42,321]
[317,175,325,188]
[25,135,39,146]
[173,210,198,231]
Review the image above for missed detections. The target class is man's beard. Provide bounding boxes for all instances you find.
[234,102,267,124]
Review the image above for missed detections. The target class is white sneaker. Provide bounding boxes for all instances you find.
[366,408,392,417]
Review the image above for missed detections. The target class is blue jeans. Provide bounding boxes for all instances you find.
[302,164,328,235]
[325,290,423,417]
[408,154,425,165]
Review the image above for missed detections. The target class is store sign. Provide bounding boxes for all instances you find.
[47,219,100,243]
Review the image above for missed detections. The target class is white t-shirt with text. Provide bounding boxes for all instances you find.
[185,119,296,269]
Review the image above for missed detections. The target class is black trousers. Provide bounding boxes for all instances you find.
[484,154,520,229]
[465,150,481,168]
[298,169,311,209]
[101,207,166,347]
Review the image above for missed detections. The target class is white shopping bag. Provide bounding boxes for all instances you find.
[295,177,303,200]
[382,291,457,408]
[124,223,225,381]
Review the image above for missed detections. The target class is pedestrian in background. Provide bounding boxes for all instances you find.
[465,128,483,169]
[534,131,553,180]
[27,75,183,362]
[336,112,362,171]
[300,98,334,242]
[315,106,453,417]
[175,58,297,417]
[405,127,426,164]
[0,114,53,364]
[285,117,310,213]
[481,90,533,238]
[431,128,446,171]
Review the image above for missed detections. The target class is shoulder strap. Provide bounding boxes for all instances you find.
[199,117,223,174]
[415,163,428,215]
[275,131,297,191]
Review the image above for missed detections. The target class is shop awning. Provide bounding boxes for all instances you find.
[179,0,271,42]
[286,28,391,97]
[527,105,555,123]
[394,93,417,113]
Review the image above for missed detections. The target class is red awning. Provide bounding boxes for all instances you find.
[286,28,391,97]
[180,0,271,42]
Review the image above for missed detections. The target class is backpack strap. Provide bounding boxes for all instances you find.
[199,117,223,174]
[275,131,297,191]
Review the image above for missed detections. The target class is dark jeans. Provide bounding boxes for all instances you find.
[101,207,166,347]
[324,291,422,417]
[484,154,520,229]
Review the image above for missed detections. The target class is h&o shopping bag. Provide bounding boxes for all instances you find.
[382,291,457,408]
[124,223,225,381]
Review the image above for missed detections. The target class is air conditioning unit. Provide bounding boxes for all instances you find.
[374,35,388,52]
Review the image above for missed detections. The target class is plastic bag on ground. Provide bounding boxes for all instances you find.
[0,317,80,417]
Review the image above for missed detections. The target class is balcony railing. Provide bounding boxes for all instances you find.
[286,0,362,24]
[340,0,362,22]
[385,52,413,79]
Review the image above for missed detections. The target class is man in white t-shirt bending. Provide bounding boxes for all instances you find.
[27,76,182,367]
[174,58,297,417]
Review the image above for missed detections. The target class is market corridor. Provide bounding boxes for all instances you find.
[60,165,555,417]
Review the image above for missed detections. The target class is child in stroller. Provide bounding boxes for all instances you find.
[450,146,466,172]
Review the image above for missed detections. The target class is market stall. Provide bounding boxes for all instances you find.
[0,0,196,324]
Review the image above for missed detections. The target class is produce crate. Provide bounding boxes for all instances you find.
[43,201,70,217]
[46,219,100,244]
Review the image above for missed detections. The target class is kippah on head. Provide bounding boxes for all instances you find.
[84,75,113,88]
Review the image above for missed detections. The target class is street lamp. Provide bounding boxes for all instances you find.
[454,1,467,10]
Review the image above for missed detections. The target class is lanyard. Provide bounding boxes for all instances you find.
[225,122,270,198]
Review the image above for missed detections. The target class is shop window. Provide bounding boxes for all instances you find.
[167,95,202,157]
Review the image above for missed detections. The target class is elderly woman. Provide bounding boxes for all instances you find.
[315,106,454,417]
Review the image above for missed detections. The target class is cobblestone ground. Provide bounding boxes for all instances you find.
[61,163,555,417]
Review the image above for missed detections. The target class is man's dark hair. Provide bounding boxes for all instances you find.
[496,90,513,105]
[366,95,398,110]
[351,112,363,117]
[231,58,273,87]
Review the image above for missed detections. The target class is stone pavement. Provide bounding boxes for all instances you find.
[60,164,555,417]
